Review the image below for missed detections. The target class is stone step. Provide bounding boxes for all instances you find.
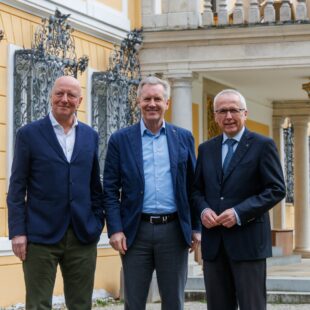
[267,254,302,267]
[184,290,310,304]
[188,263,203,277]
[272,246,283,257]
[267,276,310,292]
[186,275,310,294]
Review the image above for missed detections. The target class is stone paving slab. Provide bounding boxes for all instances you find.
[92,302,310,309]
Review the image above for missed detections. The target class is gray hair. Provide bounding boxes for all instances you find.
[213,89,247,111]
[137,76,170,101]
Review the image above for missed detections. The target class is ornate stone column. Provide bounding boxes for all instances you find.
[272,116,286,229]
[291,115,310,255]
[169,77,193,131]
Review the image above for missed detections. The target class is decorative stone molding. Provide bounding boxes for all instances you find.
[0,29,3,41]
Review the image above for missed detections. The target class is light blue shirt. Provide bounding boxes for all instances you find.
[222,126,245,225]
[140,119,177,214]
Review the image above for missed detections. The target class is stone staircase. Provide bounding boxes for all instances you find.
[185,246,310,303]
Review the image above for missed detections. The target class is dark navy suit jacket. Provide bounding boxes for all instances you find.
[192,128,286,261]
[103,122,200,248]
[7,115,104,244]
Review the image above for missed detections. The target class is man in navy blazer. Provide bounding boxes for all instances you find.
[7,76,104,310]
[192,89,286,310]
[103,76,200,310]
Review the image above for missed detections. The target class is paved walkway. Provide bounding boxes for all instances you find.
[93,302,310,309]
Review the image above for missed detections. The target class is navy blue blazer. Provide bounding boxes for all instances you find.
[7,116,104,244]
[192,128,286,261]
[103,122,199,248]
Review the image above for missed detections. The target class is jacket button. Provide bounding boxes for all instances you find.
[220,197,224,200]
[140,191,143,195]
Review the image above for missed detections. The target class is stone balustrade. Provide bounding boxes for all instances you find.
[142,0,310,30]
[202,0,309,27]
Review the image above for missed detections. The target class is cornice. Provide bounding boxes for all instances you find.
[273,100,310,117]
[142,24,310,47]
[1,0,130,44]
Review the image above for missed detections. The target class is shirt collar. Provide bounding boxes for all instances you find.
[222,126,245,144]
[49,111,78,129]
[140,119,166,137]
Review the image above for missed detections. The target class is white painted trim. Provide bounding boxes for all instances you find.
[0,237,13,256]
[1,0,131,43]
[6,44,21,190]
[87,67,97,126]
[0,233,110,257]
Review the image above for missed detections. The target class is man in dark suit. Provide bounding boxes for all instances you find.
[103,76,201,310]
[192,89,286,310]
[7,76,104,310]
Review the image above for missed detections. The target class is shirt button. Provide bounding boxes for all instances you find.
[220,197,224,200]
[140,191,143,195]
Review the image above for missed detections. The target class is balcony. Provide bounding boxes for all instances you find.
[142,0,310,30]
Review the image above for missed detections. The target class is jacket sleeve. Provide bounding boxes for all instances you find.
[234,139,286,224]
[191,143,212,217]
[186,133,201,232]
[7,129,30,239]
[90,131,105,226]
[103,133,123,237]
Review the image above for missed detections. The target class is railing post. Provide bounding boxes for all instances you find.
[233,0,244,25]
[218,0,228,25]
[296,0,308,21]
[202,0,214,26]
[264,0,276,23]
[280,0,291,22]
[248,0,260,24]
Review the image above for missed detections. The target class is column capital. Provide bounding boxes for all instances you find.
[168,77,193,88]
[290,115,310,126]
[272,116,285,129]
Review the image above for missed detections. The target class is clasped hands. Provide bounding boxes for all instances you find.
[201,208,236,229]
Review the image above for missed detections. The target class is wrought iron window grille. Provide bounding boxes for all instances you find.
[283,125,294,204]
[13,9,88,140]
[91,29,143,174]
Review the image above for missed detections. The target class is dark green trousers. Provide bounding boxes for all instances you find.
[23,227,97,310]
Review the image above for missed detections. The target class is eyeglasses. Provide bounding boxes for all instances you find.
[215,108,245,116]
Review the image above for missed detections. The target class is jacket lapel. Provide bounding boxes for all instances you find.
[70,124,82,163]
[211,135,224,184]
[38,116,67,162]
[166,123,178,193]
[222,129,252,182]
[127,123,144,181]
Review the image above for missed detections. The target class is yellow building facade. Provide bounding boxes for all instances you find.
[0,0,141,306]
[0,0,273,306]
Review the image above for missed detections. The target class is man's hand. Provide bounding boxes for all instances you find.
[217,208,237,228]
[201,208,220,229]
[12,235,27,261]
[190,232,201,253]
[109,232,127,255]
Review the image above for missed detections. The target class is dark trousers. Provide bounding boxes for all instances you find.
[23,227,97,310]
[121,220,189,310]
[203,242,266,310]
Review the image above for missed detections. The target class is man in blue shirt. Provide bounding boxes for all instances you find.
[103,76,201,310]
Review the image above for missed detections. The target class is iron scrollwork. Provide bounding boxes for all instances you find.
[92,29,143,173]
[283,125,294,204]
[13,9,88,139]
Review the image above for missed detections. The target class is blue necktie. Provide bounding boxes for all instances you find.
[223,139,237,174]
